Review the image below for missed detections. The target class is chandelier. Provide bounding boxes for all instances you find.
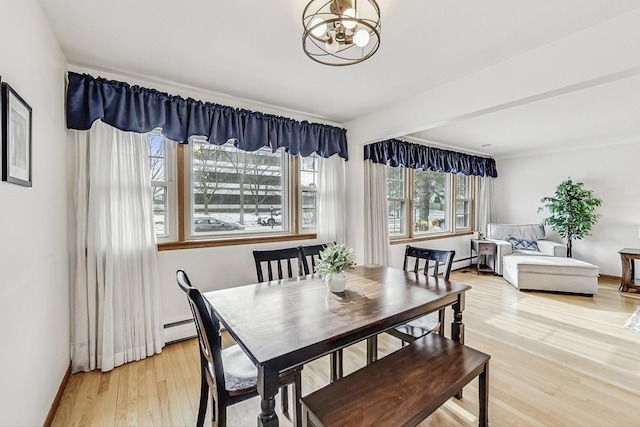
[302,0,381,66]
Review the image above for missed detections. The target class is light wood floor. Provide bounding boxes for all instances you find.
[52,271,640,427]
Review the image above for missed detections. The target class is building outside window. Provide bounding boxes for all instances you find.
[190,140,286,235]
[148,135,319,244]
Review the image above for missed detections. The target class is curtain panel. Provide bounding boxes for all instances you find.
[66,72,349,160]
[70,121,163,372]
[363,138,497,177]
[318,155,347,244]
[364,161,391,265]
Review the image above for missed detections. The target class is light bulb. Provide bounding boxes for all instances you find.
[310,17,326,38]
[353,29,370,47]
[342,8,357,30]
[325,37,340,54]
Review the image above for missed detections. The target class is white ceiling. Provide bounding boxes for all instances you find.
[38,0,640,158]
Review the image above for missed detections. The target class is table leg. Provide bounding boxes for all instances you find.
[330,349,343,382]
[478,362,489,427]
[451,293,466,399]
[366,336,378,364]
[620,254,632,292]
[257,365,280,427]
[451,293,465,345]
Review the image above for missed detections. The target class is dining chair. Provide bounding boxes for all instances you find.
[176,269,303,427]
[386,245,456,344]
[298,243,332,275]
[253,247,305,282]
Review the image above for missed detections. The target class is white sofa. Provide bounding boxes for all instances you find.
[485,223,565,275]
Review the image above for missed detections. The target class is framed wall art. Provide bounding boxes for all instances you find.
[2,82,32,187]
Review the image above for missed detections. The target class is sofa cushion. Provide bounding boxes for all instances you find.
[487,223,546,241]
[503,255,599,277]
[506,236,539,251]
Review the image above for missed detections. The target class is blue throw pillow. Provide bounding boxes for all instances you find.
[506,236,539,251]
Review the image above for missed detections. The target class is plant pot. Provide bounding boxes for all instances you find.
[325,271,347,292]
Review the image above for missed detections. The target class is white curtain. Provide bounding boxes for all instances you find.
[364,160,390,265]
[477,176,496,236]
[317,155,347,244]
[70,121,163,373]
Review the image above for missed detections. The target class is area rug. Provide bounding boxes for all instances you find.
[624,306,640,331]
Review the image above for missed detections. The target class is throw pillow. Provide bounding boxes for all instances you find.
[506,236,539,251]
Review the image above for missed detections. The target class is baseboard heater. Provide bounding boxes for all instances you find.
[163,318,197,345]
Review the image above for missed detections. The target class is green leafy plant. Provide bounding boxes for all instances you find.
[315,243,356,275]
[537,178,602,258]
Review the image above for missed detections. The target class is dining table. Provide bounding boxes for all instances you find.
[203,264,471,427]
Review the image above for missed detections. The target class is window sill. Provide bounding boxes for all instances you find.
[158,233,318,251]
[390,231,474,245]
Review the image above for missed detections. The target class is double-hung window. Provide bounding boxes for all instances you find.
[386,166,474,240]
[148,132,176,241]
[148,135,319,247]
[299,155,319,229]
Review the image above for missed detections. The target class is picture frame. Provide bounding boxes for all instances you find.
[2,82,32,187]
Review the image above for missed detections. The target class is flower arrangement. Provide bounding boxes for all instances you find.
[315,243,356,275]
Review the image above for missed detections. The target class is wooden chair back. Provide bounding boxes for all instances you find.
[403,245,455,280]
[253,247,304,282]
[299,243,332,275]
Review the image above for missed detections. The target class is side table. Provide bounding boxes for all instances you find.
[619,248,640,292]
[471,239,497,275]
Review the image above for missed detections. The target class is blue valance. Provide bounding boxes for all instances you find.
[364,139,497,177]
[66,72,348,160]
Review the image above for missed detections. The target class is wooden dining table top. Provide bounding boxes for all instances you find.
[203,264,471,370]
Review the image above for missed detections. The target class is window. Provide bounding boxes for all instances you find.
[148,133,175,240]
[413,170,449,234]
[149,135,318,246]
[300,155,318,229]
[386,166,474,240]
[189,140,287,236]
[455,173,472,230]
[387,167,408,237]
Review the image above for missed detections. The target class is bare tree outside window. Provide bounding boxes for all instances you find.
[192,142,230,215]
[190,142,285,234]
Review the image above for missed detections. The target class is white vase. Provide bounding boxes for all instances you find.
[325,271,347,292]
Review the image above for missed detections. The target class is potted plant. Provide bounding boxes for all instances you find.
[538,178,602,258]
[316,243,356,292]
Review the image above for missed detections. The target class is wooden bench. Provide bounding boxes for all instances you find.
[300,333,490,427]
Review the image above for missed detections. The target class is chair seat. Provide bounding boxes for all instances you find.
[222,345,258,393]
[222,344,303,397]
[392,313,439,339]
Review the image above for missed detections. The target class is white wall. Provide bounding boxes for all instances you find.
[494,141,640,276]
[343,10,640,268]
[0,1,69,425]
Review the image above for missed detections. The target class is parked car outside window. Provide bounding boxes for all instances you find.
[257,210,282,227]
[194,217,244,232]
